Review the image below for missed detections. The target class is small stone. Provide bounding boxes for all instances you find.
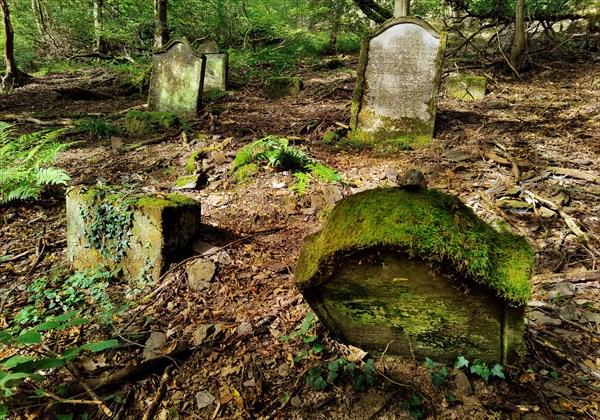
[243,378,256,387]
[110,136,123,150]
[187,259,216,291]
[172,174,202,190]
[143,332,167,360]
[310,194,326,208]
[384,168,398,182]
[397,169,428,191]
[196,391,215,409]
[237,322,253,335]
[192,240,219,256]
[290,396,302,407]
[534,316,562,327]
[454,371,473,396]
[192,324,215,346]
[322,185,343,206]
[210,151,227,165]
[538,207,556,218]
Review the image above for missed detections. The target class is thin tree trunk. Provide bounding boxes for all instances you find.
[154,0,169,49]
[93,0,106,53]
[353,0,393,24]
[394,0,410,17]
[1,0,26,90]
[326,3,342,54]
[509,0,527,73]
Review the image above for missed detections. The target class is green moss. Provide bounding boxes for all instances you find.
[125,110,188,135]
[264,77,303,99]
[185,150,202,174]
[322,131,340,144]
[295,188,533,305]
[136,194,198,208]
[446,76,487,100]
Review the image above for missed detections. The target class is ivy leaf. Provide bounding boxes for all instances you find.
[491,364,505,379]
[454,355,469,369]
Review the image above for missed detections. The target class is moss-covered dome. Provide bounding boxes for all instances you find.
[295,188,533,305]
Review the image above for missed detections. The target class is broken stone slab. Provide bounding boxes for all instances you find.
[148,39,206,114]
[67,185,201,283]
[264,77,303,99]
[203,53,229,94]
[143,331,167,361]
[295,188,534,364]
[349,17,446,148]
[446,76,487,100]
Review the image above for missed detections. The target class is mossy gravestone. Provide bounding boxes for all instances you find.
[350,18,446,148]
[67,186,201,282]
[149,39,206,114]
[265,77,303,99]
[295,188,534,364]
[198,41,228,94]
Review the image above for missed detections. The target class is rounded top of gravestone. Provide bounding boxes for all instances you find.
[294,188,533,305]
[198,40,219,54]
[374,16,442,39]
[154,38,204,59]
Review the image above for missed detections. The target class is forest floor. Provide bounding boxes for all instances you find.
[1,48,600,419]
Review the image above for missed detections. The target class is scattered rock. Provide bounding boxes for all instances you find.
[290,396,302,407]
[187,259,216,291]
[444,150,471,162]
[196,391,215,409]
[172,174,203,190]
[192,324,219,346]
[322,185,343,205]
[347,345,369,364]
[538,207,556,218]
[243,378,256,387]
[397,169,428,191]
[454,371,473,396]
[143,331,167,360]
[210,151,227,165]
[310,193,326,208]
[110,136,123,150]
[237,322,253,335]
[547,282,576,299]
[192,240,219,256]
[384,168,398,182]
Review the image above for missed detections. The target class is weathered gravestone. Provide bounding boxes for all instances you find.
[149,39,206,114]
[350,18,446,148]
[295,188,534,364]
[67,185,201,282]
[198,41,228,94]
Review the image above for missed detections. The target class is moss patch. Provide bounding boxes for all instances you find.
[295,188,533,305]
[125,110,187,135]
[446,76,487,100]
[264,77,303,99]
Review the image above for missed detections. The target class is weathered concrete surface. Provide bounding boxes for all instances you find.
[350,18,446,148]
[446,76,487,100]
[149,39,206,114]
[295,188,533,364]
[67,185,201,283]
[203,53,229,94]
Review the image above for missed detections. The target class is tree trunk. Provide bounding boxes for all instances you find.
[394,0,410,17]
[326,2,342,54]
[509,0,527,73]
[93,0,107,53]
[353,0,393,24]
[1,0,26,90]
[154,0,169,49]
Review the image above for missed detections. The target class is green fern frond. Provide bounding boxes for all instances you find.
[306,163,341,183]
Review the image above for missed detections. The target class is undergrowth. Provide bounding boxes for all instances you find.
[0,123,74,204]
[232,135,341,194]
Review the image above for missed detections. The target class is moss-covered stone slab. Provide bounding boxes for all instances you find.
[67,186,201,283]
[295,188,534,364]
[149,39,206,114]
[446,76,487,100]
[350,18,446,148]
[265,77,303,99]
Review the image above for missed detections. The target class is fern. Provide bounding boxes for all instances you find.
[306,163,342,183]
[0,124,74,204]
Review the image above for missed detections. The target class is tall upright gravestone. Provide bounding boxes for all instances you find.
[198,41,229,94]
[149,39,206,114]
[350,18,446,148]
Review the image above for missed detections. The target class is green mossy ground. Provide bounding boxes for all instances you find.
[446,76,487,100]
[125,110,187,135]
[264,77,303,99]
[295,188,534,305]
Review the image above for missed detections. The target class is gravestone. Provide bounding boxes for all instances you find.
[198,41,229,94]
[67,186,201,283]
[295,188,533,364]
[149,39,206,114]
[350,18,446,148]
[265,77,303,99]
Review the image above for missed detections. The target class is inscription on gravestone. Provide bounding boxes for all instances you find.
[350,18,446,147]
[149,39,206,114]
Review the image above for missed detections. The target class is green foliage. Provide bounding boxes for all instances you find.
[425,357,449,387]
[0,311,118,417]
[232,136,341,194]
[12,265,117,328]
[402,395,423,419]
[305,357,376,392]
[454,356,506,383]
[79,188,135,263]
[0,123,73,204]
[75,117,121,140]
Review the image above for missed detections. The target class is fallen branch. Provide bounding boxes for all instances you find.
[547,166,600,184]
[531,270,600,285]
[142,366,173,420]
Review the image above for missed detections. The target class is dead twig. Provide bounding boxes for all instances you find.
[142,366,173,420]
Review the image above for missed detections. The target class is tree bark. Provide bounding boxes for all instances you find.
[93,0,107,53]
[154,0,169,49]
[326,2,343,54]
[509,0,527,73]
[1,0,26,90]
[353,0,392,24]
[394,0,410,17]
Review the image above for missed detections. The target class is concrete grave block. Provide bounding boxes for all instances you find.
[67,185,201,283]
[350,18,446,148]
[149,39,206,114]
[446,76,487,100]
[295,188,533,364]
[265,77,303,99]
[197,41,228,94]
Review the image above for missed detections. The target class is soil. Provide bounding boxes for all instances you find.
[1,49,599,419]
